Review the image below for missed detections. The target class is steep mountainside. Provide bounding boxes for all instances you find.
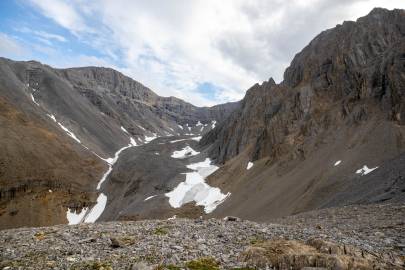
[200,8,405,220]
[59,66,239,145]
[0,58,237,229]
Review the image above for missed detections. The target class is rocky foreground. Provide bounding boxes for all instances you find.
[1,204,404,270]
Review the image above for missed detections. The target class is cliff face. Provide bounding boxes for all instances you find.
[60,67,239,130]
[202,8,405,165]
[200,8,405,220]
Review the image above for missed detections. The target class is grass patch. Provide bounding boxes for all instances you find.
[153,227,169,235]
[70,261,113,270]
[155,265,181,270]
[34,231,46,240]
[116,235,137,246]
[249,235,266,245]
[185,257,220,270]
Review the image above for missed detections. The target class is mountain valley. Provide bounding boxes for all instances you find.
[0,7,404,270]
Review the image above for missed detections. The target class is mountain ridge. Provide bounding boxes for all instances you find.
[199,7,405,220]
[201,7,405,164]
[0,57,237,228]
[0,7,404,231]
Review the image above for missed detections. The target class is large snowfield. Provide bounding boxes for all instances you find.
[166,158,230,213]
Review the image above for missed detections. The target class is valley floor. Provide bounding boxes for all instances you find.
[1,203,404,269]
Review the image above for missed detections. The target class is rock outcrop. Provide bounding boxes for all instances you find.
[60,66,239,137]
[201,8,405,164]
[201,8,405,220]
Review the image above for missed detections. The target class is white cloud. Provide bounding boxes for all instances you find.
[15,27,67,46]
[27,0,405,106]
[35,30,67,42]
[29,0,89,35]
[0,33,27,59]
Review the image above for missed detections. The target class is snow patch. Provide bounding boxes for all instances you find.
[47,114,82,144]
[97,166,113,189]
[178,125,183,130]
[58,122,81,143]
[84,141,139,223]
[356,165,378,176]
[47,114,56,122]
[191,136,202,142]
[130,137,137,146]
[185,123,191,131]
[67,207,88,225]
[247,162,254,170]
[98,156,114,164]
[121,126,129,134]
[196,121,203,126]
[165,158,230,213]
[167,215,177,220]
[334,160,342,166]
[98,144,135,183]
[136,124,146,131]
[170,136,201,143]
[155,152,160,155]
[211,120,217,129]
[171,146,200,159]
[31,93,39,106]
[83,193,107,223]
[187,158,219,177]
[144,133,157,143]
[170,139,188,143]
[144,195,157,201]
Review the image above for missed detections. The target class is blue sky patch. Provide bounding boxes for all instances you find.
[197,82,220,101]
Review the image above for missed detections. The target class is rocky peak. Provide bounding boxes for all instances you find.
[60,66,158,104]
[202,8,405,164]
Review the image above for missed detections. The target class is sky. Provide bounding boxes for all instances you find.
[0,1,404,106]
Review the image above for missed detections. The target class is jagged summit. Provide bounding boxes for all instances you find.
[199,8,405,221]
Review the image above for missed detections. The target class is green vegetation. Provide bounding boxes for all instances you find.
[117,235,137,245]
[249,235,266,245]
[155,265,181,270]
[70,261,112,270]
[153,227,169,235]
[185,257,220,270]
